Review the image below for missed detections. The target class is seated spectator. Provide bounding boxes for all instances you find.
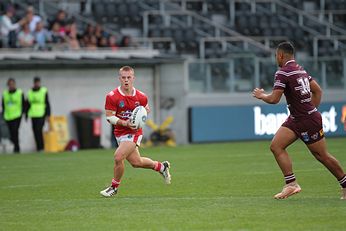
[50,22,65,43]
[26,6,41,33]
[86,35,97,50]
[98,36,108,48]
[66,22,80,50]
[83,23,94,37]
[79,34,89,48]
[108,35,118,51]
[94,24,107,43]
[50,9,67,33]
[33,21,50,50]
[119,35,132,47]
[1,5,27,48]
[18,23,34,48]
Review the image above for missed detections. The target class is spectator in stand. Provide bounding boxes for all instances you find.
[50,22,65,44]
[0,5,27,48]
[80,34,89,48]
[119,35,132,47]
[83,23,94,38]
[18,23,34,48]
[98,36,108,48]
[108,35,118,51]
[26,6,41,33]
[86,35,97,50]
[50,9,67,34]
[33,21,51,50]
[66,22,80,50]
[94,24,107,44]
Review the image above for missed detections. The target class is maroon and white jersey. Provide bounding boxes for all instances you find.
[273,60,317,119]
[105,86,148,137]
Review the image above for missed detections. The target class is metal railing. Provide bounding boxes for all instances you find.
[273,0,346,36]
[142,10,272,56]
[167,0,346,58]
[133,37,176,52]
[199,36,287,58]
[187,56,346,93]
[306,10,346,25]
[313,35,346,59]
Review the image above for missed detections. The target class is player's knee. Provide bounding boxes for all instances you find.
[270,143,280,154]
[114,153,126,164]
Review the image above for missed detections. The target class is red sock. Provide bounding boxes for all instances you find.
[154,162,164,173]
[112,178,121,188]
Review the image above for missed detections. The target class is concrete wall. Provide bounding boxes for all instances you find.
[0,66,154,152]
[159,63,188,145]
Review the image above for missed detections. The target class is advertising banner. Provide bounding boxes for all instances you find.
[189,102,346,143]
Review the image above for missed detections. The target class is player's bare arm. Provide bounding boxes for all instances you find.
[105,109,136,129]
[252,88,284,104]
[310,80,322,108]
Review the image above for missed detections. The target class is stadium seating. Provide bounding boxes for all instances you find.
[1,0,345,58]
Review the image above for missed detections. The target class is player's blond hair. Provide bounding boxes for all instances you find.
[119,66,134,75]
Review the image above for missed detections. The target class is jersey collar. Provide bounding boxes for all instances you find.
[284,59,296,67]
[118,86,136,96]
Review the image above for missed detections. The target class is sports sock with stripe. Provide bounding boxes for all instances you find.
[111,178,121,189]
[284,173,296,184]
[153,161,165,173]
[338,175,346,188]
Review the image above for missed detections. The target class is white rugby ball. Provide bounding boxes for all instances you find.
[131,106,147,129]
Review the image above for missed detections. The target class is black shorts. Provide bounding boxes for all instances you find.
[282,112,324,145]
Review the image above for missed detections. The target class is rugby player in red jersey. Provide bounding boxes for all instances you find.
[253,42,346,199]
[100,66,171,197]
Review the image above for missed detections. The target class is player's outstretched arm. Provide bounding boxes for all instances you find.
[252,88,283,104]
[310,80,322,108]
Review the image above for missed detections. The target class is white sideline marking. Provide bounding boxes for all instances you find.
[0,184,45,189]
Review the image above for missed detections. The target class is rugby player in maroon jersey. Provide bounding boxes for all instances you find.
[253,42,346,199]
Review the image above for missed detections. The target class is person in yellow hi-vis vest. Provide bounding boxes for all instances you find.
[1,78,25,153]
[26,77,51,152]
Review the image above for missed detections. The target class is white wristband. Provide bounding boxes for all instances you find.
[106,115,120,125]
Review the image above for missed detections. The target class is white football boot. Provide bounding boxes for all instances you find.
[100,186,118,197]
[161,161,171,184]
[274,181,301,199]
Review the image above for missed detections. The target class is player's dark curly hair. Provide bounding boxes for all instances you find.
[277,41,295,55]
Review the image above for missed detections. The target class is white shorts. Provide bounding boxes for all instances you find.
[116,134,143,146]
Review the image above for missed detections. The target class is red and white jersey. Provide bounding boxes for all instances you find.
[105,86,148,137]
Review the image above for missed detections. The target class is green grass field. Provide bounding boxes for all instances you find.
[1,138,346,231]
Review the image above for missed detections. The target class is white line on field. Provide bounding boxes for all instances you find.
[0,184,46,189]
